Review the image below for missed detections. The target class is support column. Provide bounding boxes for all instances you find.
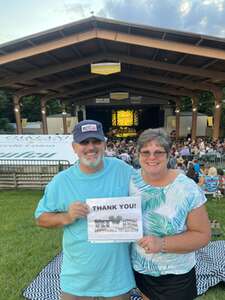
[81,105,86,120]
[62,103,68,134]
[74,105,79,117]
[212,89,222,141]
[13,95,23,134]
[191,96,198,142]
[164,105,173,128]
[40,98,48,134]
[175,99,181,140]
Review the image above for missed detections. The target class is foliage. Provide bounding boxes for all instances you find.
[0,90,14,121]
[181,91,225,136]
[0,118,14,133]
[0,91,63,123]
[0,89,224,135]
[46,98,62,115]
[20,96,41,122]
[181,92,215,115]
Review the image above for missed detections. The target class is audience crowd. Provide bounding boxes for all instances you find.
[105,136,225,195]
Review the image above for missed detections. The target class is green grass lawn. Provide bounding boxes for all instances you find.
[0,190,62,300]
[0,190,225,300]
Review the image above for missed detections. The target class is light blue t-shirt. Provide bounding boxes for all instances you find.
[35,157,135,296]
[130,171,207,277]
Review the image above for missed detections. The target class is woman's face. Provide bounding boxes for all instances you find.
[139,140,168,177]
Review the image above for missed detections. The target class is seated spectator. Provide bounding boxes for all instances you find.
[118,151,131,164]
[217,168,225,195]
[179,145,190,157]
[168,154,177,169]
[193,158,200,175]
[186,163,199,183]
[202,167,219,193]
[176,157,186,173]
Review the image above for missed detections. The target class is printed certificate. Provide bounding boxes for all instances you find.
[87,196,143,243]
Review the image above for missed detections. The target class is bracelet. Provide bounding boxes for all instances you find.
[161,237,167,253]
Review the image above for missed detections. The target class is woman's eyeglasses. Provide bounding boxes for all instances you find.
[139,150,167,158]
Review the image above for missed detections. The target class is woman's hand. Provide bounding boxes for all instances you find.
[138,236,163,253]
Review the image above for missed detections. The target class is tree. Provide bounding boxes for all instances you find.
[0,90,14,121]
[180,92,214,115]
[0,92,63,120]
[20,96,41,122]
[0,118,14,133]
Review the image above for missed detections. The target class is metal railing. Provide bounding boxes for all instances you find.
[181,154,225,169]
[0,159,70,189]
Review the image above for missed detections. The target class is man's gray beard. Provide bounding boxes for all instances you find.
[80,153,103,168]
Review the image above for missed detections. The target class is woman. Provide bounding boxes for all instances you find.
[130,128,211,300]
[186,163,199,183]
[202,166,219,193]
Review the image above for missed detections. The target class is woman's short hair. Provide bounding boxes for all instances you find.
[137,128,172,154]
[208,166,218,176]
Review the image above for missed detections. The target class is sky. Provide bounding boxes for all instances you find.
[0,0,225,45]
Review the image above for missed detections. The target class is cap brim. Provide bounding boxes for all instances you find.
[74,133,106,143]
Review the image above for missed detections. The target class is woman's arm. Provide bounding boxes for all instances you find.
[161,205,211,253]
[198,175,205,186]
[138,205,211,254]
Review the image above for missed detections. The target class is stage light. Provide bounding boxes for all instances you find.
[91,62,121,75]
[110,92,129,100]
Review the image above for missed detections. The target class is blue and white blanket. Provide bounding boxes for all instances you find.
[23,241,225,300]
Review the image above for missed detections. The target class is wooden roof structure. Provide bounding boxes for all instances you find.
[0,16,224,139]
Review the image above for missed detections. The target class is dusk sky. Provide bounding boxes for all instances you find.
[1,0,225,45]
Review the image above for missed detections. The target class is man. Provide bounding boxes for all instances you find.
[35,120,135,300]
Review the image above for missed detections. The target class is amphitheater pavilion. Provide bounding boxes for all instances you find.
[0,16,224,140]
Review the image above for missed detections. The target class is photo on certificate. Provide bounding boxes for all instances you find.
[87,196,143,243]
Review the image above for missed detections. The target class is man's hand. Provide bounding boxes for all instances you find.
[65,202,89,225]
[36,202,90,228]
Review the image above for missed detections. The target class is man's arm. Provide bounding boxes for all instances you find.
[36,202,89,228]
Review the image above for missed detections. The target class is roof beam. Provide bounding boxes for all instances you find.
[69,89,176,103]
[1,51,225,89]
[44,80,118,101]
[75,96,170,106]
[1,52,224,89]
[97,29,225,60]
[49,79,193,101]
[17,73,99,97]
[121,71,216,92]
[1,27,225,67]
[65,88,174,105]
[0,29,97,65]
[118,79,195,97]
[0,54,106,87]
[107,53,225,80]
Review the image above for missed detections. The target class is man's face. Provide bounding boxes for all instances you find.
[72,138,106,170]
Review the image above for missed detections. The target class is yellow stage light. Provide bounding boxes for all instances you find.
[91,62,121,75]
[110,92,129,100]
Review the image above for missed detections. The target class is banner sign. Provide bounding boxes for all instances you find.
[87,196,143,243]
[96,98,110,104]
[0,135,77,164]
